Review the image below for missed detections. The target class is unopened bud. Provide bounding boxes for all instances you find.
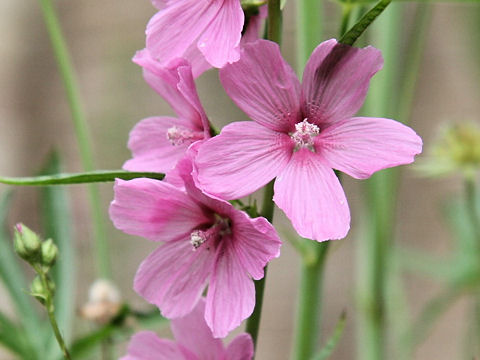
[14,223,41,263]
[41,239,58,268]
[30,275,55,307]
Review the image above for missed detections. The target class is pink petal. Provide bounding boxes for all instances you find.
[225,334,254,360]
[123,116,191,173]
[146,0,221,67]
[195,121,293,200]
[133,50,208,127]
[205,239,255,338]
[110,179,210,242]
[171,298,225,359]
[197,0,243,67]
[219,40,301,133]
[120,331,183,360]
[317,117,423,179]
[182,42,213,78]
[273,149,350,241]
[151,0,167,10]
[302,39,383,128]
[229,210,281,280]
[134,239,213,318]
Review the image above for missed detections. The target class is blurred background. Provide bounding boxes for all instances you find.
[0,0,479,359]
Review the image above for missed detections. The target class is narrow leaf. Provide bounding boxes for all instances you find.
[0,170,164,186]
[339,0,391,46]
[38,152,75,358]
[312,311,347,360]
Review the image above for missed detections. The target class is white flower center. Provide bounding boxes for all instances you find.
[290,119,320,152]
[166,126,203,146]
[189,216,231,251]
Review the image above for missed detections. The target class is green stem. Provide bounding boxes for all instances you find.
[293,242,330,360]
[39,272,72,360]
[244,2,282,352]
[295,0,323,75]
[339,3,354,38]
[267,0,283,45]
[245,181,275,351]
[38,0,111,278]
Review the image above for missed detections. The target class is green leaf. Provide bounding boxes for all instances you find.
[339,0,391,46]
[38,152,75,359]
[0,170,165,186]
[312,311,347,360]
[0,191,44,358]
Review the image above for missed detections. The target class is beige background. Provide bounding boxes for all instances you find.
[0,0,479,359]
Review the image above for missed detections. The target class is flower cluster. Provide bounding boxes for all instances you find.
[111,0,422,357]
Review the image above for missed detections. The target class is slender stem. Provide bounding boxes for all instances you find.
[245,181,275,351]
[293,242,330,360]
[295,0,323,75]
[245,2,282,352]
[267,0,283,45]
[39,272,72,360]
[38,0,111,278]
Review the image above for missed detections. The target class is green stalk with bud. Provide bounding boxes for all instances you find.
[13,224,72,360]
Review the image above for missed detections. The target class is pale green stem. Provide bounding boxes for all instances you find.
[357,4,403,360]
[244,1,283,352]
[292,242,330,360]
[295,0,323,75]
[38,0,111,278]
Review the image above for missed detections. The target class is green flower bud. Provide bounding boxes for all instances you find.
[30,275,55,308]
[41,239,58,268]
[13,224,41,264]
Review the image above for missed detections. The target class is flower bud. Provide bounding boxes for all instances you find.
[13,223,41,264]
[41,239,58,268]
[30,275,55,307]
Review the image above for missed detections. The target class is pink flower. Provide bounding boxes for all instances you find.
[145,0,244,69]
[121,298,254,360]
[110,149,281,337]
[123,51,210,173]
[195,39,423,241]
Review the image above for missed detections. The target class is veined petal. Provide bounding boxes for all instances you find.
[120,331,183,360]
[133,50,208,128]
[302,39,383,128]
[195,121,293,200]
[110,179,210,242]
[171,298,225,359]
[197,0,243,67]
[274,149,350,241]
[123,116,191,173]
[229,210,281,280]
[317,117,423,179]
[205,239,255,338]
[220,40,301,133]
[225,334,254,360]
[146,0,221,66]
[183,42,213,78]
[134,239,213,318]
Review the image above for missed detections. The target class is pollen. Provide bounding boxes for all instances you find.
[290,119,320,152]
[190,230,207,250]
[166,126,204,146]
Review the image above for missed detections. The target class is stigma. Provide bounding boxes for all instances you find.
[166,126,203,146]
[290,119,320,152]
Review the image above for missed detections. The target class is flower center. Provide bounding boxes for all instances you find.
[290,119,320,152]
[166,126,204,146]
[189,215,231,251]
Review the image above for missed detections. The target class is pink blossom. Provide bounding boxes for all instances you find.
[195,39,423,241]
[110,148,281,337]
[123,51,210,173]
[145,0,244,69]
[121,298,254,360]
